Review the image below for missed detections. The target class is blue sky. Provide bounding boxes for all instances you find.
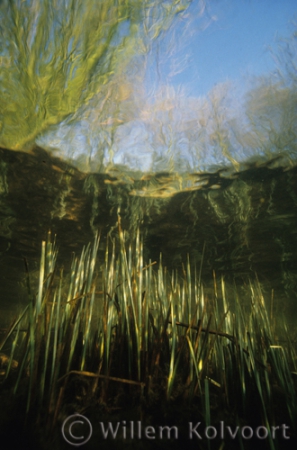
[148,0,297,98]
[39,0,297,172]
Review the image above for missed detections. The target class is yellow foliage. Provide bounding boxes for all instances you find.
[0,0,193,151]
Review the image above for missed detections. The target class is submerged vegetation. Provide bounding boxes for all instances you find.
[1,2,297,449]
[0,219,296,449]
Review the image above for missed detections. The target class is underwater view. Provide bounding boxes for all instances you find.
[1,1,297,449]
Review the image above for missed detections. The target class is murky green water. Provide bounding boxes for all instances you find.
[1,3,297,448]
[1,146,296,330]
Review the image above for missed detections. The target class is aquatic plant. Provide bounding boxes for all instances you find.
[0,220,296,448]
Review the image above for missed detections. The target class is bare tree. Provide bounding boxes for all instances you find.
[245,27,297,163]
[0,0,194,150]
